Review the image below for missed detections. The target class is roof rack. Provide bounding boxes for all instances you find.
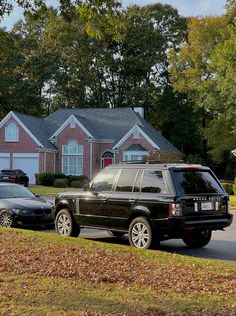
[121,159,185,164]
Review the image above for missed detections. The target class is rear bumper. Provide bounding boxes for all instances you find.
[152,213,233,237]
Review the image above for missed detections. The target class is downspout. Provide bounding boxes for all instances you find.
[90,140,93,179]
[44,151,46,171]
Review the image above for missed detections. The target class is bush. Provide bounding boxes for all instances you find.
[70,180,84,188]
[53,178,69,188]
[37,172,55,186]
[67,175,89,186]
[54,172,66,179]
[222,183,234,195]
[233,184,236,195]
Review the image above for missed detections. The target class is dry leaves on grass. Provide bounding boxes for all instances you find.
[0,230,236,298]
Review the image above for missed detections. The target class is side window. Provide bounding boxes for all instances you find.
[115,169,138,192]
[133,170,143,192]
[141,170,167,194]
[91,168,119,192]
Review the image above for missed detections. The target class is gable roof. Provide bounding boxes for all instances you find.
[2,108,183,156]
[11,112,58,150]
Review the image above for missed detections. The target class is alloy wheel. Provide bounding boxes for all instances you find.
[131,222,150,249]
[0,211,13,227]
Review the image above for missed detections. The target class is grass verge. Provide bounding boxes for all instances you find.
[0,227,236,315]
[28,185,81,195]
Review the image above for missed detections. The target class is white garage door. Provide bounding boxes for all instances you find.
[0,154,10,170]
[13,154,39,184]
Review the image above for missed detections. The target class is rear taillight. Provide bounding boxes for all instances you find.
[168,203,182,217]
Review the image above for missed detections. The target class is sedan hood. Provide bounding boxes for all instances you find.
[0,197,52,210]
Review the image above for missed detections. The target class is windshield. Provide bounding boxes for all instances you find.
[173,170,224,195]
[0,185,35,199]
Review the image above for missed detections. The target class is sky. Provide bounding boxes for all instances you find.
[0,0,227,29]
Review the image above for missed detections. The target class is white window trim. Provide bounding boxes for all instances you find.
[0,111,43,147]
[123,150,149,162]
[62,156,83,176]
[113,125,159,150]
[50,114,93,139]
[5,122,19,142]
[62,140,84,175]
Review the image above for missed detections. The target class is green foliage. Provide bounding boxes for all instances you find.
[54,172,67,179]
[233,184,236,195]
[70,180,83,188]
[37,172,55,186]
[67,175,89,186]
[169,15,236,163]
[53,178,69,188]
[221,183,234,195]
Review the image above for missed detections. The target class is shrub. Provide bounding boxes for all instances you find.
[222,183,234,195]
[54,172,66,179]
[70,180,84,188]
[53,178,69,188]
[67,175,89,186]
[233,184,236,195]
[37,172,55,186]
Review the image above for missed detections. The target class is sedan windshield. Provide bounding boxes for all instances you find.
[0,185,35,199]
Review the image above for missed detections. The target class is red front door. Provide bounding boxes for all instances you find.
[103,158,112,167]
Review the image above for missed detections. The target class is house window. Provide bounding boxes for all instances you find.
[123,144,149,163]
[5,122,19,142]
[62,140,83,175]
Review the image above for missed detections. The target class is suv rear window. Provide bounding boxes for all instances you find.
[173,170,224,195]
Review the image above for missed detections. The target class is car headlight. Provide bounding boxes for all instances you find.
[12,209,31,216]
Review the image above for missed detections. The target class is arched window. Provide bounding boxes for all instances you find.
[5,122,19,141]
[62,140,83,175]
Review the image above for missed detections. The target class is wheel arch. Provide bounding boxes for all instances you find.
[53,203,71,220]
[128,207,151,226]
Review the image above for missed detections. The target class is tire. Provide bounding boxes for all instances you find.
[108,231,126,238]
[0,210,14,227]
[55,209,80,237]
[128,216,157,249]
[183,230,212,248]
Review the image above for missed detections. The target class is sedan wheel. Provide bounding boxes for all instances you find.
[55,209,80,237]
[0,210,13,227]
[129,217,157,249]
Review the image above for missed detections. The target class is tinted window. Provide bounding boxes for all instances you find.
[116,169,138,192]
[173,170,224,194]
[0,185,35,199]
[141,170,167,194]
[91,168,119,192]
[133,170,143,192]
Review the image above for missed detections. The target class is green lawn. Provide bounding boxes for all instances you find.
[0,227,236,315]
[28,185,81,195]
[230,195,236,203]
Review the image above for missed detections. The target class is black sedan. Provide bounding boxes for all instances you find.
[0,183,53,228]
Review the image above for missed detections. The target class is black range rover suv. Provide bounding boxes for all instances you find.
[52,163,233,249]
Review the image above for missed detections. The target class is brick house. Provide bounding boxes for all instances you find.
[0,107,183,184]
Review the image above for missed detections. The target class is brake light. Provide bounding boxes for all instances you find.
[168,203,182,217]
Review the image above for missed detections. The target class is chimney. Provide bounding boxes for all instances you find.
[133,107,144,118]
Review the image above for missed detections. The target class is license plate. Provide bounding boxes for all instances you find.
[201,202,212,211]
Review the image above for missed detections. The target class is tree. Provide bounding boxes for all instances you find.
[168,16,235,162]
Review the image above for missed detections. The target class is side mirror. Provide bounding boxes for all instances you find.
[35,194,40,198]
[83,183,90,192]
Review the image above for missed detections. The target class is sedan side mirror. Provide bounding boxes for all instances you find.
[83,183,90,192]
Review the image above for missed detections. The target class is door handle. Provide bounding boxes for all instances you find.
[129,199,136,204]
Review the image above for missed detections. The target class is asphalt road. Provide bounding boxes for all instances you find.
[41,199,236,264]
